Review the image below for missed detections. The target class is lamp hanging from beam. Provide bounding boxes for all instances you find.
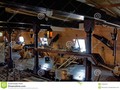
[47,27,53,39]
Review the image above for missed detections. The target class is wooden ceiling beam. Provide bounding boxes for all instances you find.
[98,3,120,9]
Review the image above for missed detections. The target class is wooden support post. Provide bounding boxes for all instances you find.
[112,28,117,66]
[84,18,95,81]
[7,29,13,68]
[33,24,40,74]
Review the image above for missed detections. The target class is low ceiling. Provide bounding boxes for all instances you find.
[78,0,120,18]
[0,0,120,28]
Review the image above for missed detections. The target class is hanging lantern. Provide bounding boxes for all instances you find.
[47,27,53,38]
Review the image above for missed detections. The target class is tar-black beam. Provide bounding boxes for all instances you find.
[33,24,50,74]
[33,24,40,74]
[84,18,95,81]
[7,28,13,68]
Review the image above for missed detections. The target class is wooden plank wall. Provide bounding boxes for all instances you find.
[0,25,120,65]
